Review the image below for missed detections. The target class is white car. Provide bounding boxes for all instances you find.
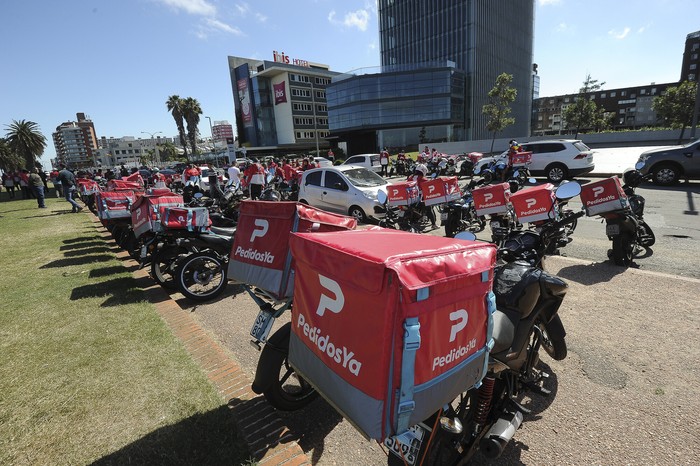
[297,165,389,223]
[342,154,383,173]
[197,166,228,191]
[313,156,334,167]
[474,139,595,182]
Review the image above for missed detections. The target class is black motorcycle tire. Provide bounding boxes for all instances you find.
[175,251,228,302]
[258,323,318,411]
[538,315,567,361]
[639,221,656,247]
[612,232,634,266]
[151,246,189,290]
[444,215,459,238]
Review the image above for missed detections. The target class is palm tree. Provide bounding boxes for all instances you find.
[0,137,23,171]
[166,95,189,159]
[181,97,202,158]
[5,120,47,169]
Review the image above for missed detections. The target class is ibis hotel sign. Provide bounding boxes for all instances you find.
[273,50,310,68]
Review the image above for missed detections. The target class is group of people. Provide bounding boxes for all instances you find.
[224,156,325,200]
[1,164,84,212]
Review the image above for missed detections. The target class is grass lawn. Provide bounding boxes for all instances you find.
[0,191,252,465]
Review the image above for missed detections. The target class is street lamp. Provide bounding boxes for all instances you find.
[141,131,162,166]
[205,116,216,165]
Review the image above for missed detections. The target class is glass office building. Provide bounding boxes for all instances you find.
[328,63,466,154]
[328,0,533,150]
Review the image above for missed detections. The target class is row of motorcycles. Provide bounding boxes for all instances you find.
[87,156,655,465]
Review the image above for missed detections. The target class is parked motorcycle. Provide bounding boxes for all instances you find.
[440,179,487,237]
[601,169,655,266]
[377,190,434,233]
[174,230,234,301]
[386,231,570,465]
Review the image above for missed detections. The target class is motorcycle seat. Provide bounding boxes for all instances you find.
[210,225,236,236]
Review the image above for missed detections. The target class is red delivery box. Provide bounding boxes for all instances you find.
[131,191,183,238]
[420,177,462,206]
[95,190,136,222]
[77,178,100,195]
[288,229,496,440]
[472,182,512,216]
[509,151,533,167]
[580,176,628,216]
[159,206,211,232]
[443,176,461,202]
[510,183,557,224]
[107,179,144,192]
[228,201,357,300]
[387,181,420,206]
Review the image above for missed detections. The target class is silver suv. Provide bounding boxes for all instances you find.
[635,139,700,185]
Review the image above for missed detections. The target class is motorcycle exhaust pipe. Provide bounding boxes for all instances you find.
[480,411,523,459]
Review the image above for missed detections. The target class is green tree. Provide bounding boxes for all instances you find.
[158,141,180,162]
[653,80,698,142]
[181,97,202,158]
[166,95,189,159]
[482,73,517,155]
[4,120,47,170]
[0,137,24,171]
[563,74,605,138]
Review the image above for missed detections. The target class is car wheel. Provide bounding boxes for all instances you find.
[652,164,680,185]
[546,163,568,183]
[348,206,367,223]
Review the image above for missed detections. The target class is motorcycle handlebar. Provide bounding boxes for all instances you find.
[548,210,585,232]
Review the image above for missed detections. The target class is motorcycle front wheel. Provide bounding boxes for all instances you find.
[257,323,318,411]
[176,251,228,302]
[612,233,634,266]
[151,245,189,290]
[537,315,567,361]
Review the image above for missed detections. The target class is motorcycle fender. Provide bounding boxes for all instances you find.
[251,323,291,394]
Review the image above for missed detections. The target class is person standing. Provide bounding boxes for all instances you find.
[227,161,241,189]
[19,170,32,199]
[57,164,83,212]
[379,148,390,177]
[28,168,46,208]
[2,172,16,199]
[243,158,266,200]
[327,148,335,163]
[50,168,62,197]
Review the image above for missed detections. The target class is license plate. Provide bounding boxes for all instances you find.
[491,221,500,229]
[384,425,426,465]
[250,310,275,342]
[397,210,405,217]
[606,223,620,236]
[440,212,448,222]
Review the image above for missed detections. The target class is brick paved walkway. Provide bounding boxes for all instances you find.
[93,218,310,465]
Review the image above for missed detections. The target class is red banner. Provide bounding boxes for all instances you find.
[274,81,287,105]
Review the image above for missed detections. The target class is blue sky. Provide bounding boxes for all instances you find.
[1,0,698,166]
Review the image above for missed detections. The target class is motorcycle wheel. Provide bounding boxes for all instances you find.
[639,221,655,247]
[150,246,188,290]
[258,323,318,411]
[444,216,459,238]
[175,251,228,302]
[537,315,567,361]
[612,233,634,266]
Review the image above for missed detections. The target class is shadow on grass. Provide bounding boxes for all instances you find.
[60,241,106,251]
[21,211,74,219]
[40,255,114,269]
[70,277,148,306]
[63,236,104,244]
[91,405,251,466]
[63,246,114,257]
[89,265,131,278]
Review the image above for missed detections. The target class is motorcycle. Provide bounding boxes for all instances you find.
[440,179,487,237]
[600,169,655,266]
[173,229,234,301]
[377,190,436,233]
[386,230,570,465]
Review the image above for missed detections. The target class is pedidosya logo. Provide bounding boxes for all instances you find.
[297,274,362,376]
[586,185,617,206]
[432,308,477,371]
[234,218,275,264]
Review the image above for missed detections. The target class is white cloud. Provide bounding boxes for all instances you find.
[204,18,243,35]
[329,9,370,31]
[538,0,562,5]
[235,2,251,16]
[156,0,216,16]
[556,22,568,32]
[608,27,631,39]
[255,12,268,23]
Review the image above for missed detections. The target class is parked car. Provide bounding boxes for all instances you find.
[297,165,389,223]
[635,139,700,185]
[198,166,228,191]
[474,139,595,182]
[313,156,334,167]
[341,154,383,173]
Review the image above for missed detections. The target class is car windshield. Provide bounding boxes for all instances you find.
[343,168,387,187]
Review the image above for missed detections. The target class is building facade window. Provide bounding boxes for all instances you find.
[291,88,311,98]
[293,103,312,111]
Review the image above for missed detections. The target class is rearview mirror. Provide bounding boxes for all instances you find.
[555,181,582,200]
[377,190,388,204]
[454,231,477,241]
[194,192,204,199]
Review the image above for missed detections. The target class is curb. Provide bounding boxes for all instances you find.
[89,214,311,465]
